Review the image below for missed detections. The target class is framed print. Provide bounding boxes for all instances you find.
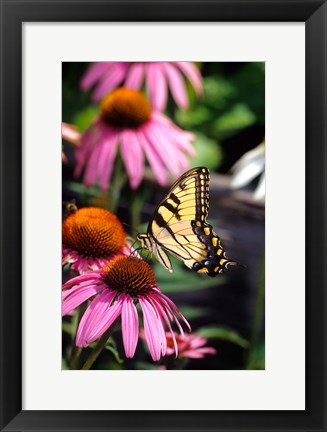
[1,1,326,431]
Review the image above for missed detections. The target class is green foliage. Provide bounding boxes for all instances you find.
[62,358,69,370]
[63,180,104,199]
[212,103,256,136]
[189,133,222,170]
[178,305,211,320]
[197,325,249,349]
[153,258,224,293]
[62,321,74,336]
[134,361,162,370]
[73,105,98,132]
[174,62,265,170]
[246,342,265,370]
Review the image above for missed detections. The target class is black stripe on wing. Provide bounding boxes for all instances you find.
[148,167,210,235]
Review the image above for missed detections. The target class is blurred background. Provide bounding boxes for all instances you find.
[62,62,265,370]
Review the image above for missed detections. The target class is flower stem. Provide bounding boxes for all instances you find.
[69,346,82,370]
[69,303,87,370]
[245,252,265,369]
[130,192,142,231]
[81,324,116,370]
[108,156,127,213]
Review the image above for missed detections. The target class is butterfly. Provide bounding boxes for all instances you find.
[137,167,237,277]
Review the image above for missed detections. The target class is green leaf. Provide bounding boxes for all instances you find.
[153,260,224,293]
[246,342,265,370]
[104,338,124,364]
[73,105,99,132]
[105,345,124,364]
[175,105,212,129]
[203,75,236,109]
[63,180,103,198]
[213,103,256,136]
[62,321,75,336]
[189,133,222,170]
[62,357,69,370]
[134,361,162,370]
[178,305,211,320]
[94,357,125,370]
[88,338,124,365]
[197,326,249,348]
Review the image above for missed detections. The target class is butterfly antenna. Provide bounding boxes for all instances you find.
[130,247,143,258]
[129,238,139,250]
[228,260,246,269]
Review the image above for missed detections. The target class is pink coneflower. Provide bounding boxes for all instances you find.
[74,87,195,190]
[81,62,203,111]
[62,123,81,163]
[166,332,216,359]
[62,122,81,145]
[61,123,81,163]
[62,207,132,274]
[62,255,191,361]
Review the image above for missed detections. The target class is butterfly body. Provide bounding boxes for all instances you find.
[137,167,237,277]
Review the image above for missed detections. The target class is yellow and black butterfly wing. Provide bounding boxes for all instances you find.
[147,167,236,276]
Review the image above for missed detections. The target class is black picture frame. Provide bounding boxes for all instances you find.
[1,1,326,431]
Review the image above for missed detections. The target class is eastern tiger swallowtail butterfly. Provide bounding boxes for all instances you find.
[137,167,238,277]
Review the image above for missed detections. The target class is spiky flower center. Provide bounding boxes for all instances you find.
[101,256,156,296]
[100,88,152,129]
[62,207,125,258]
[166,334,184,348]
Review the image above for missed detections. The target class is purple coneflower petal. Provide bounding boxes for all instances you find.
[183,348,216,359]
[120,130,144,189]
[146,294,178,357]
[143,125,179,176]
[62,272,102,290]
[151,112,196,157]
[62,280,103,300]
[76,290,120,347]
[137,130,168,186]
[124,63,144,89]
[83,132,107,186]
[143,125,182,176]
[62,283,104,316]
[62,123,80,145]
[80,62,113,90]
[162,63,188,109]
[92,63,129,101]
[152,110,195,142]
[80,62,203,111]
[174,62,203,96]
[121,295,139,358]
[154,289,191,333]
[146,63,167,111]
[74,124,99,177]
[139,297,164,361]
[189,336,208,349]
[96,127,118,190]
[147,119,190,170]
[120,242,135,256]
[159,298,185,339]
[146,296,167,356]
[162,126,196,159]
[74,257,98,274]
